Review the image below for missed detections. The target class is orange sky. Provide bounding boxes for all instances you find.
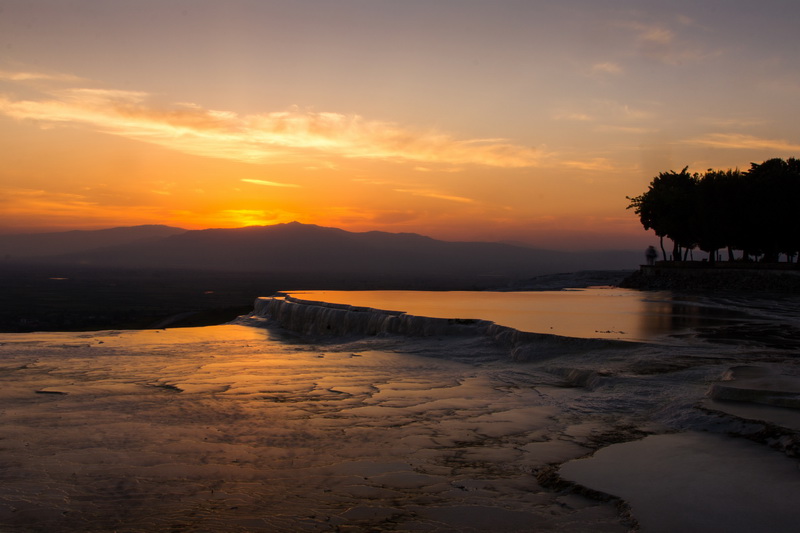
[2,1,799,250]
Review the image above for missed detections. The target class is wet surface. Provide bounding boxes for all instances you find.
[0,326,627,532]
[285,288,798,344]
[1,298,799,532]
[560,432,800,533]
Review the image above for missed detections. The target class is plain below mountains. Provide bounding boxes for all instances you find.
[0,222,639,281]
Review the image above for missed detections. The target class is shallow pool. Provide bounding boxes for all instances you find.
[285,288,760,342]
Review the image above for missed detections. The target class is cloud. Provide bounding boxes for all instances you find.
[0,186,165,228]
[591,62,623,75]
[698,118,766,129]
[553,111,593,122]
[0,72,544,168]
[556,100,656,128]
[0,70,86,83]
[412,166,463,173]
[241,178,300,188]
[685,133,800,152]
[351,178,393,186]
[594,124,654,135]
[393,188,476,204]
[369,211,420,224]
[0,187,96,214]
[638,25,674,46]
[621,20,717,66]
[560,158,617,172]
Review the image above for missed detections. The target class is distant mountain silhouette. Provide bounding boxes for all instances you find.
[0,225,187,259]
[2,222,639,279]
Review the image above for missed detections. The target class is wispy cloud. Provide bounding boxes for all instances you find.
[621,20,718,66]
[241,178,300,188]
[351,178,393,186]
[0,70,86,83]
[552,111,594,122]
[369,210,420,224]
[560,157,617,172]
[393,188,476,204]
[353,177,478,204]
[698,117,766,129]
[591,62,623,75]
[685,133,800,152]
[555,100,656,127]
[412,166,463,173]
[0,186,163,228]
[594,124,654,135]
[0,187,96,214]
[0,72,544,168]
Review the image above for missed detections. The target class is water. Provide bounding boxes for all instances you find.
[2,288,798,531]
[284,288,769,343]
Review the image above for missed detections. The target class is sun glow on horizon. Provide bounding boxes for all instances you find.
[1,1,799,250]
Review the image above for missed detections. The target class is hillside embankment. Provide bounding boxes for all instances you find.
[620,262,800,292]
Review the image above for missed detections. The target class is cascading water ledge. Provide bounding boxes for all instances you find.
[248,295,634,361]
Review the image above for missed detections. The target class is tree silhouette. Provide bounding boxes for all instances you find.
[628,158,800,263]
[627,167,697,261]
[745,158,800,262]
[694,169,742,263]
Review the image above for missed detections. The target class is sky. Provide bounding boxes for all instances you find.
[1,0,799,250]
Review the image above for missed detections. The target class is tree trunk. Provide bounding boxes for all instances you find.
[660,236,667,261]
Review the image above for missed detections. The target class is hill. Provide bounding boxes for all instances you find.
[0,225,187,259]
[15,222,640,280]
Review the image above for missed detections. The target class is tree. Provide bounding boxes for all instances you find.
[627,168,698,260]
[744,158,800,261]
[628,158,800,263]
[694,169,742,263]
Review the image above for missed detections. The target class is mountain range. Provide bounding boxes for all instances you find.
[0,224,186,258]
[0,222,640,280]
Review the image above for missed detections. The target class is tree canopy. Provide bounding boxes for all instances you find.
[627,158,800,262]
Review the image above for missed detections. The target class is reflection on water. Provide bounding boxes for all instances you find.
[637,297,749,340]
[286,289,765,343]
[16,324,272,347]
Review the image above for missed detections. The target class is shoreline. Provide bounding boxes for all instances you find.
[621,263,800,292]
[0,267,633,333]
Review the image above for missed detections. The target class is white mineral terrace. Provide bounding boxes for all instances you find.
[1,290,799,532]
